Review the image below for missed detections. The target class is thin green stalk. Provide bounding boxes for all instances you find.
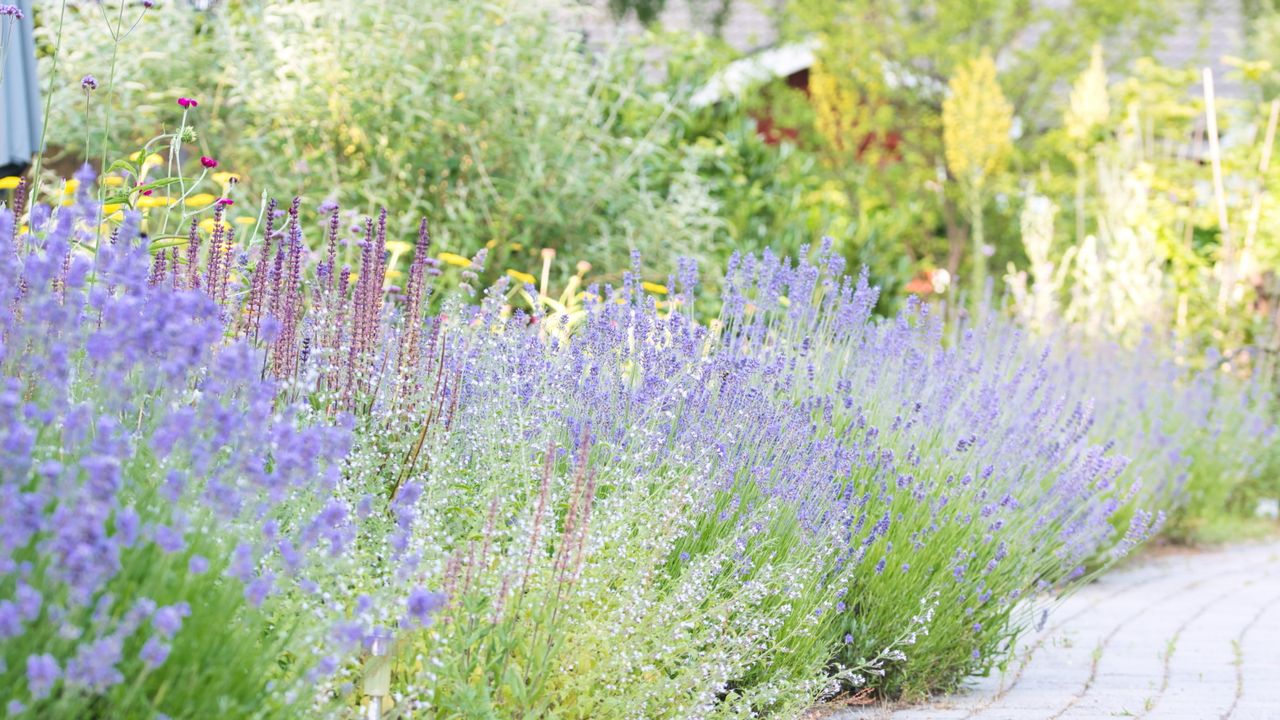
[98,0,128,173]
[29,0,69,209]
[969,184,987,316]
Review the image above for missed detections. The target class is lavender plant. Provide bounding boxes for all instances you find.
[158,193,1176,706]
[3,158,1270,717]
[0,173,362,717]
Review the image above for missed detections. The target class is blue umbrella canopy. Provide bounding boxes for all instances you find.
[1,0,41,172]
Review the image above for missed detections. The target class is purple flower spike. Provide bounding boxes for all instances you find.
[405,587,446,628]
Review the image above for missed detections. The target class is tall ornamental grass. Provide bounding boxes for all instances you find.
[1,172,1273,715]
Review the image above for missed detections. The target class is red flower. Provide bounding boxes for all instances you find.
[141,189,153,196]
[177,97,198,109]
[200,156,218,169]
[216,198,233,207]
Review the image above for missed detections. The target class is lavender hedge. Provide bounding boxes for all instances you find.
[0,173,1273,717]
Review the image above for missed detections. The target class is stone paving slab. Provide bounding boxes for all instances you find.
[821,539,1280,720]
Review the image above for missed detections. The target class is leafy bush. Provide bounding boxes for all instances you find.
[38,0,719,285]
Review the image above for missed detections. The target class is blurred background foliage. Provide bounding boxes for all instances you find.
[27,0,1280,369]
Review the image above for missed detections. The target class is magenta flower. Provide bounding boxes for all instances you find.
[200,156,218,169]
[177,97,198,109]
[81,75,98,92]
[216,198,233,207]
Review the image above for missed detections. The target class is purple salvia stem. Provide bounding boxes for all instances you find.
[148,248,167,288]
[218,227,235,311]
[324,205,340,292]
[205,206,227,308]
[273,199,305,380]
[396,218,432,395]
[184,220,201,290]
[9,177,27,254]
[243,224,275,342]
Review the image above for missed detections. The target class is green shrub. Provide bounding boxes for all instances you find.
[39,0,719,285]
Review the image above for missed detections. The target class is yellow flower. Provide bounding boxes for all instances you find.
[60,198,75,207]
[184,193,217,207]
[211,172,241,186]
[437,251,472,268]
[385,240,415,257]
[385,269,404,280]
[102,203,123,214]
[63,179,80,194]
[506,269,536,285]
[1065,45,1110,142]
[641,281,668,295]
[102,176,126,187]
[942,52,1013,188]
[136,196,177,208]
[453,91,466,102]
[198,218,233,234]
[0,176,22,190]
[234,216,256,226]
[810,62,858,152]
[104,210,124,223]
[138,153,165,178]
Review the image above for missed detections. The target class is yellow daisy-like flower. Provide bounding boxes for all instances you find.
[102,176,126,187]
[641,281,668,295]
[136,196,177,208]
[508,242,524,252]
[60,198,76,207]
[63,179,80,194]
[0,176,21,190]
[131,153,166,180]
[437,251,472,268]
[385,240,415,257]
[198,218,233,234]
[184,193,218,207]
[104,210,124,223]
[506,269,536,285]
[385,269,404,280]
[102,203,123,214]
[211,172,241,186]
[234,216,256,226]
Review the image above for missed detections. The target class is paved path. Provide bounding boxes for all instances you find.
[823,540,1280,720]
